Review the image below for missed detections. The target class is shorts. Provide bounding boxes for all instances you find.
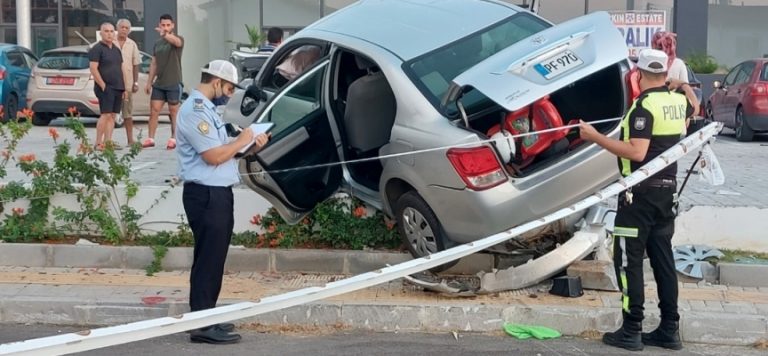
[150,84,182,104]
[121,90,133,118]
[94,86,123,114]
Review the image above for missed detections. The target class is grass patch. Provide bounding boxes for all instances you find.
[716,249,768,264]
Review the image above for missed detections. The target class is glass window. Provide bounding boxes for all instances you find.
[735,62,755,84]
[761,63,768,82]
[5,51,28,68]
[22,51,38,67]
[37,51,90,70]
[404,13,550,113]
[723,64,740,86]
[260,61,327,135]
[1,0,59,24]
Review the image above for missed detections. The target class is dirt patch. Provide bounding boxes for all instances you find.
[754,338,768,350]
[240,322,350,335]
[578,329,602,340]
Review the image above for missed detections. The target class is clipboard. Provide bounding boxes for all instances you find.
[237,122,274,155]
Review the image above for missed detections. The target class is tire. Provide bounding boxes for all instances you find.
[394,191,458,273]
[3,94,18,122]
[734,107,754,142]
[31,113,53,126]
[705,102,723,135]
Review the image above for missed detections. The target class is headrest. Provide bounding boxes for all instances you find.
[355,56,377,71]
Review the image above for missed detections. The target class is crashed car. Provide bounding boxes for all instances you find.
[223,0,630,270]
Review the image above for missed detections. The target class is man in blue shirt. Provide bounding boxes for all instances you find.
[176,59,269,344]
[257,27,283,53]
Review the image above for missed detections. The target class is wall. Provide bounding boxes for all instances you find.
[707,4,768,68]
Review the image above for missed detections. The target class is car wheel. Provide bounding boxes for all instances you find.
[734,107,754,142]
[2,94,18,122]
[395,191,458,272]
[31,113,53,126]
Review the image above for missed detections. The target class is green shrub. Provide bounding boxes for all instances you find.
[686,53,719,74]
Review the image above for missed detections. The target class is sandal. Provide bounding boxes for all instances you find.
[142,138,156,148]
[166,137,177,150]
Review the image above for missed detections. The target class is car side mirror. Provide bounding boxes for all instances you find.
[713,80,722,89]
[245,84,267,102]
[240,84,267,117]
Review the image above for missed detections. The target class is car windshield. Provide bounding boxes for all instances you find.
[37,52,89,70]
[404,13,550,115]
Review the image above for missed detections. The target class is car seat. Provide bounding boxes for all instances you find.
[487,96,574,169]
[343,56,396,155]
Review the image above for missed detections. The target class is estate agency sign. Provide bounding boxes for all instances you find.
[610,10,667,57]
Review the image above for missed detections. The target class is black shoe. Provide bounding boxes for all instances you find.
[603,321,643,351]
[189,326,241,344]
[642,320,683,350]
[216,323,235,332]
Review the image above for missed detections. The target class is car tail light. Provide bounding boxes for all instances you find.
[446,147,507,191]
[0,69,5,80]
[625,68,641,107]
[749,83,767,96]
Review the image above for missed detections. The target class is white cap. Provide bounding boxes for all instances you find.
[201,60,242,88]
[636,49,668,74]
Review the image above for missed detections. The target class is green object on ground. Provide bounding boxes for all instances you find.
[503,323,561,340]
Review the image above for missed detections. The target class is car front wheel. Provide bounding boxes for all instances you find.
[734,107,754,142]
[395,191,458,272]
[2,94,18,122]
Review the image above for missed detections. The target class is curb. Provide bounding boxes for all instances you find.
[1,296,766,346]
[0,243,494,275]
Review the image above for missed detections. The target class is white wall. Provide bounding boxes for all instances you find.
[707,4,768,67]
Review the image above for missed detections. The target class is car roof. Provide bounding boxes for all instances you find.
[308,0,522,60]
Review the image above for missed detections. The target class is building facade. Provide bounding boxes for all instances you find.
[2,1,766,90]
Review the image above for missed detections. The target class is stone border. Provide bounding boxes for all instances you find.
[0,243,494,275]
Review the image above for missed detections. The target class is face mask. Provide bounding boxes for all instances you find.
[212,81,231,105]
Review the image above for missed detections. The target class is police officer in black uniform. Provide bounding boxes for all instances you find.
[176,60,270,344]
[579,49,699,351]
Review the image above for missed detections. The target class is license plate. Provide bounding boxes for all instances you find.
[46,77,76,85]
[533,50,583,79]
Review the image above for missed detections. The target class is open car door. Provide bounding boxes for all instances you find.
[236,59,342,223]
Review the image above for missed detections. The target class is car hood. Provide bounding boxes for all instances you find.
[444,11,628,112]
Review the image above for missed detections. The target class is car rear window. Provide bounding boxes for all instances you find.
[37,52,90,70]
[762,63,768,81]
[404,13,551,111]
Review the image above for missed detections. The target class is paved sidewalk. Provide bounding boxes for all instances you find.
[0,266,766,347]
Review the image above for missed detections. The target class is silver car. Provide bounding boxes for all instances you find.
[223,0,630,264]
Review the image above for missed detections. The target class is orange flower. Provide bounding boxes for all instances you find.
[353,206,366,218]
[267,223,276,233]
[18,153,36,163]
[21,108,34,118]
[48,128,60,141]
[0,105,4,119]
[67,106,78,115]
[249,214,262,225]
[11,207,24,216]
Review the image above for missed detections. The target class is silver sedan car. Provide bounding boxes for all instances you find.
[223,0,630,265]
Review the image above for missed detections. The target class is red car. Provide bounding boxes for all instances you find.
[706,58,768,141]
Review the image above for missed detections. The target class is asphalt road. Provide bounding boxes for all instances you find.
[0,324,764,356]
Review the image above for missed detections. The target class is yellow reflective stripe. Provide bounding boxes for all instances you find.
[614,226,639,238]
[620,101,636,177]
[620,272,630,313]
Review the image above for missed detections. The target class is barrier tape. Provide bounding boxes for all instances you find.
[0,122,722,356]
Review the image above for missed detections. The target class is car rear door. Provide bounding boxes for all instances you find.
[237,59,342,223]
[445,11,628,112]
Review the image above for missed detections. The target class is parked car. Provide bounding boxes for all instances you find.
[26,45,167,126]
[0,44,37,121]
[222,0,631,266]
[229,49,271,82]
[706,58,768,141]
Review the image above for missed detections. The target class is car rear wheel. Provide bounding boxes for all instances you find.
[2,94,18,122]
[31,113,54,126]
[734,107,754,142]
[395,191,458,272]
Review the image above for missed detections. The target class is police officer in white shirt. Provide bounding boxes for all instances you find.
[176,60,269,344]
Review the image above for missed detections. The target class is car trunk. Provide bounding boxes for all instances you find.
[33,51,92,91]
[465,62,626,176]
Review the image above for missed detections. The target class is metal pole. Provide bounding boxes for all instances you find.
[584,0,589,14]
[16,0,32,49]
[627,0,635,10]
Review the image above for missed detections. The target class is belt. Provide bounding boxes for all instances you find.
[184,181,233,189]
[638,178,676,188]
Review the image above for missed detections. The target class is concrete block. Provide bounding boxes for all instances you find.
[224,248,269,272]
[689,300,707,311]
[719,263,768,288]
[273,249,344,274]
[122,246,154,269]
[444,253,494,275]
[162,247,194,270]
[0,297,80,325]
[721,301,757,314]
[0,243,48,267]
[681,312,768,345]
[340,304,422,331]
[75,305,170,326]
[346,251,410,275]
[52,245,122,268]
[501,305,619,335]
[567,260,619,291]
[248,303,341,326]
[418,305,503,332]
[754,303,768,316]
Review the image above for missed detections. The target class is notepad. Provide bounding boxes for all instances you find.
[237,122,274,154]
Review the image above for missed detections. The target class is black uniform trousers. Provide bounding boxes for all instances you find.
[612,183,680,324]
[183,182,234,312]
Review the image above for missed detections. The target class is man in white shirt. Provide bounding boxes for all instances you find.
[116,18,141,146]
